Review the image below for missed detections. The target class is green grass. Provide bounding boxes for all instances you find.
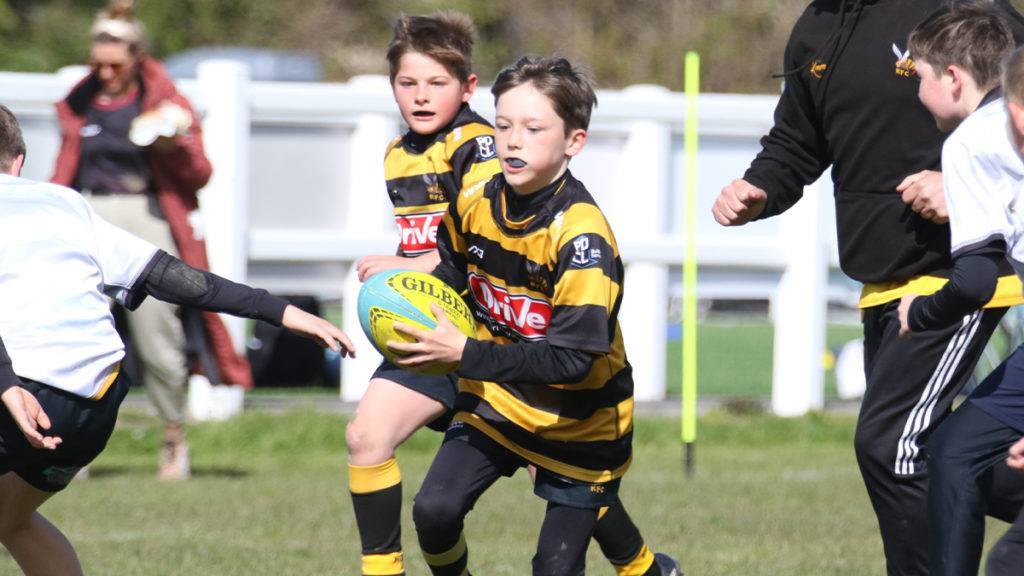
[5,409,1011,575]
[666,321,863,398]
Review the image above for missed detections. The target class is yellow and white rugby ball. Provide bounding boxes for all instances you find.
[357,270,475,375]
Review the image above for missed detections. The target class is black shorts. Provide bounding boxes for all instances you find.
[0,373,129,492]
[372,360,457,432]
[444,420,621,509]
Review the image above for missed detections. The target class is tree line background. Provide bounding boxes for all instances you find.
[3,0,1024,94]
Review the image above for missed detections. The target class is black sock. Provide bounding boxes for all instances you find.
[350,458,405,575]
[593,499,658,575]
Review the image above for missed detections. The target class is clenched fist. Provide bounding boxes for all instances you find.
[713,179,768,226]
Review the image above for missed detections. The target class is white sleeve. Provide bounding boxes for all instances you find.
[87,207,160,306]
[943,138,1015,257]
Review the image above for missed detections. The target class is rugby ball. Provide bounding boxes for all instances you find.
[357,270,476,375]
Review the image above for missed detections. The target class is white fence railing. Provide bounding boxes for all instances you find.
[1,63,860,414]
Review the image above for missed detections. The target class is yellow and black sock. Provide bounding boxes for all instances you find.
[593,500,659,575]
[421,532,470,576]
[349,458,405,576]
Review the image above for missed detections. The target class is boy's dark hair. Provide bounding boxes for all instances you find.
[491,56,598,134]
[1004,46,1024,105]
[0,105,26,172]
[908,3,1014,90]
[386,12,475,83]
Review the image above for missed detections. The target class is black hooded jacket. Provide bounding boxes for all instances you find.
[744,0,1024,284]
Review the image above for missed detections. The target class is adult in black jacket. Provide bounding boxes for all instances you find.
[713,1,1024,574]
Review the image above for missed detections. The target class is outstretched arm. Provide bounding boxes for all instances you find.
[139,251,356,356]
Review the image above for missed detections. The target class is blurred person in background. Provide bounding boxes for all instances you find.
[50,0,252,480]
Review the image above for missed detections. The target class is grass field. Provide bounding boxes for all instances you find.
[666,321,862,398]
[3,408,1012,575]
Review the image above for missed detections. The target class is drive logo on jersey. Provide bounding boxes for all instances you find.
[570,234,603,269]
[476,135,496,160]
[396,211,444,255]
[892,43,916,78]
[468,272,551,340]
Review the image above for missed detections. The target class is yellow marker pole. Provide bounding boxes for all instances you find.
[682,51,700,478]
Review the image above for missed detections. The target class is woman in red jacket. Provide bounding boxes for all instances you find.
[50,0,251,480]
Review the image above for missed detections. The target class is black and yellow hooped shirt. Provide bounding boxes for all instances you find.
[383,105,500,256]
[442,171,633,484]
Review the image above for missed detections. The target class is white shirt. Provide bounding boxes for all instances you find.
[944,96,1024,278]
[0,174,157,398]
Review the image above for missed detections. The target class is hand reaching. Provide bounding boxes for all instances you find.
[281,305,356,357]
[356,251,440,282]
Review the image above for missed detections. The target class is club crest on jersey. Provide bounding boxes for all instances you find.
[420,173,446,202]
[809,60,827,79]
[892,43,916,78]
[476,135,496,160]
[570,234,602,269]
[525,260,551,293]
[396,211,444,255]
[468,272,551,340]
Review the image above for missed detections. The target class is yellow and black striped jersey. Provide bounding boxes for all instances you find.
[438,171,633,484]
[383,105,500,256]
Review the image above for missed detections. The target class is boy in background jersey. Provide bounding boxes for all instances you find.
[390,56,677,576]
[895,6,1022,576]
[345,14,677,576]
[0,104,355,575]
[343,13,502,576]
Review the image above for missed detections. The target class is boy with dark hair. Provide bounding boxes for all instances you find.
[345,13,499,576]
[896,5,1021,575]
[391,56,677,576]
[347,13,677,576]
[0,103,356,575]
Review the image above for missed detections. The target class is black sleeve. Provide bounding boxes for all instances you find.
[743,31,831,219]
[430,201,468,293]
[457,338,595,385]
[0,336,19,395]
[141,251,290,326]
[908,241,1005,332]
